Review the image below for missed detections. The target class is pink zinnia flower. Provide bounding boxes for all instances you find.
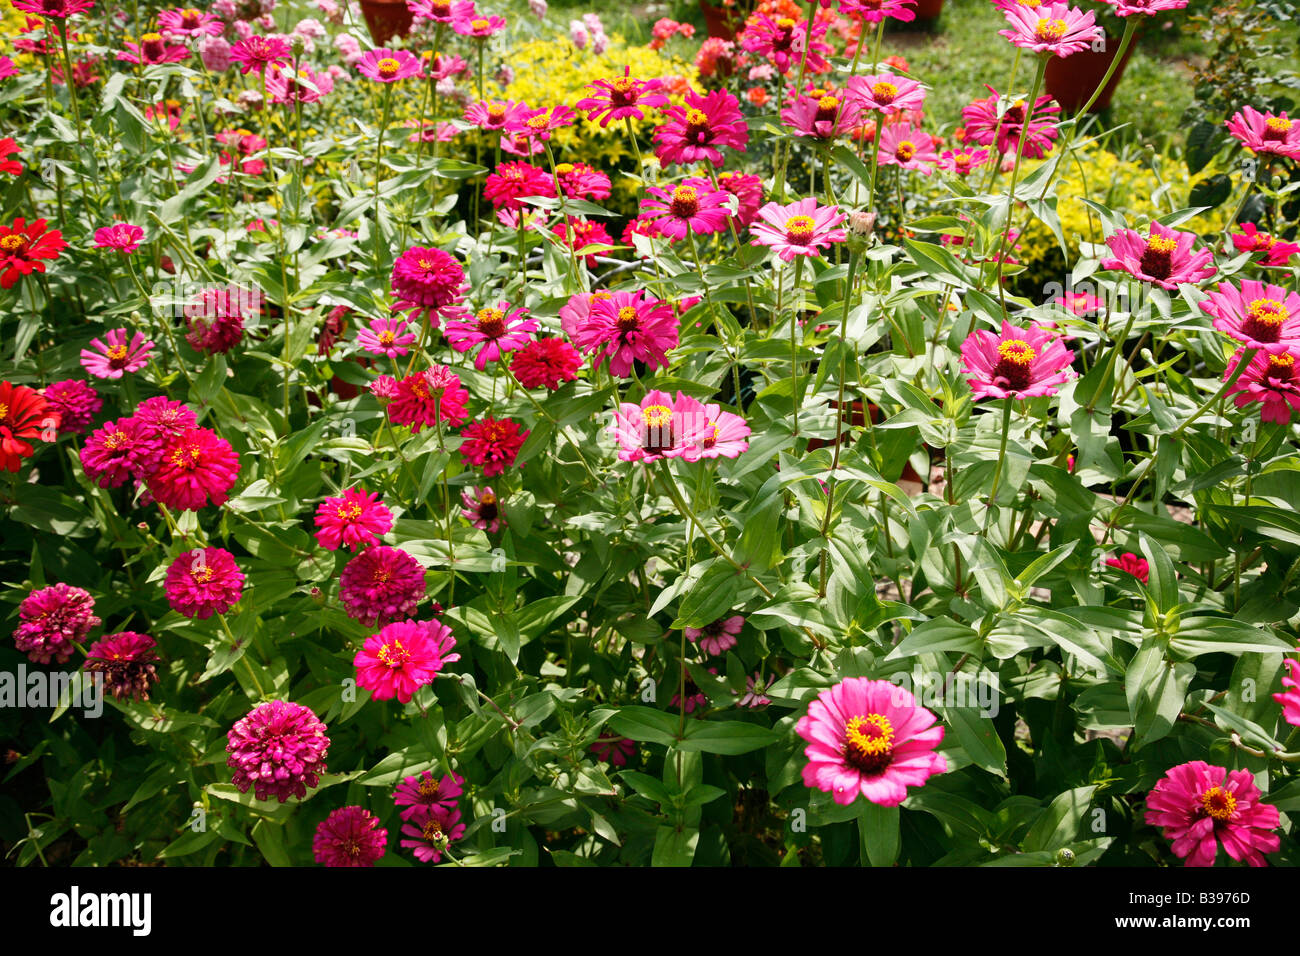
[118,33,191,65]
[147,427,241,511]
[184,287,252,356]
[132,396,197,445]
[390,245,466,327]
[1231,223,1300,266]
[1105,551,1150,584]
[750,198,846,261]
[80,417,165,488]
[409,0,475,24]
[961,319,1075,400]
[93,223,144,254]
[42,379,101,435]
[227,700,331,803]
[357,49,421,83]
[1224,349,1300,425]
[354,618,459,704]
[1199,280,1300,354]
[339,546,426,627]
[740,13,832,76]
[653,89,749,169]
[510,337,582,390]
[229,34,293,74]
[158,7,224,37]
[680,403,750,461]
[313,806,387,867]
[83,631,159,701]
[315,488,394,551]
[12,0,95,17]
[1226,106,1300,159]
[394,769,464,820]
[847,72,926,115]
[1101,222,1216,290]
[999,2,1097,57]
[13,583,99,665]
[1054,291,1104,316]
[554,162,611,202]
[685,615,743,656]
[165,547,245,619]
[552,217,614,267]
[575,68,670,126]
[80,329,154,380]
[796,677,947,807]
[783,89,863,141]
[388,366,469,432]
[483,160,555,211]
[356,317,417,358]
[573,290,678,377]
[717,172,764,231]
[878,121,939,173]
[608,389,713,463]
[1274,648,1300,727]
[463,98,531,134]
[1103,0,1188,13]
[938,148,991,176]
[459,417,528,477]
[1144,761,1280,867]
[517,104,575,142]
[453,12,506,37]
[443,301,537,371]
[962,88,1060,158]
[840,0,917,22]
[737,672,775,709]
[641,179,731,241]
[400,802,465,862]
[265,63,334,104]
[461,486,503,532]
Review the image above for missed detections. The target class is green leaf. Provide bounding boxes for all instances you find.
[608,706,681,748]
[1125,638,1194,748]
[857,801,900,867]
[679,720,778,755]
[671,559,744,630]
[1022,786,1098,852]
[652,825,699,867]
[885,617,981,660]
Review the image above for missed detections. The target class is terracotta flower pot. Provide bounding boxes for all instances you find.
[700,1,735,41]
[359,0,414,46]
[1044,31,1135,113]
[912,0,945,20]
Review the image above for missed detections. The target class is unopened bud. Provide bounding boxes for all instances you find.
[846,210,875,252]
[1055,847,1075,866]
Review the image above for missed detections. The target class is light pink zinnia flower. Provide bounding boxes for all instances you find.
[356,317,417,358]
[796,677,947,807]
[878,121,939,173]
[1225,106,1300,159]
[1144,761,1280,867]
[409,0,475,24]
[575,68,670,126]
[357,49,421,82]
[463,98,531,134]
[315,487,394,551]
[679,403,750,461]
[339,546,426,627]
[607,389,713,463]
[313,805,387,867]
[1101,222,1215,289]
[354,618,459,704]
[962,88,1060,158]
[80,329,154,379]
[640,178,731,241]
[846,73,926,115]
[453,13,505,37]
[840,0,917,22]
[685,615,743,656]
[938,148,991,176]
[750,198,846,261]
[1199,280,1300,354]
[739,13,832,76]
[227,700,330,803]
[93,223,144,253]
[783,90,863,141]
[999,2,1098,57]
[574,290,678,377]
[164,547,245,619]
[461,486,503,532]
[960,319,1075,400]
[1224,349,1300,424]
[443,302,538,371]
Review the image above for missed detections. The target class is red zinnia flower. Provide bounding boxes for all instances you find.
[0,217,66,289]
[1105,552,1149,584]
[0,138,21,176]
[459,417,529,477]
[388,366,469,432]
[510,337,582,390]
[0,381,55,472]
[147,427,241,511]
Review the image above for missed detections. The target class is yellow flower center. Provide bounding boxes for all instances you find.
[997,339,1036,365]
[1200,786,1237,821]
[377,639,410,668]
[1268,353,1296,378]
[476,307,507,336]
[785,214,816,243]
[471,18,489,31]
[526,114,550,131]
[0,403,7,422]
[376,57,401,77]
[642,404,673,428]
[192,567,214,583]
[817,94,839,112]
[615,305,639,333]
[337,502,363,520]
[378,331,395,346]
[1247,298,1288,327]
[0,235,23,252]
[1145,234,1178,254]
[1266,116,1293,134]
[777,17,796,29]
[102,430,129,451]
[896,140,916,161]
[555,162,574,174]
[142,32,163,43]
[685,108,710,129]
[670,185,699,217]
[107,345,129,361]
[1034,18,1068,42]
[843,713,894,773]
[417,777,441,798]
[871,81,897,101]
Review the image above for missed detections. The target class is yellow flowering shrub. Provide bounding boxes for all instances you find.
[1017,146,1231,267]
[1,0,30,52]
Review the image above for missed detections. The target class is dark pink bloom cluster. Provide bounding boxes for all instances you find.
[314,488,394,551]
[83,631,160,701]
[394,767,466,863]
[164,547,245,619]
[961,89,1060,159]
[12,583,100,665]
[653,89,749,169]
[459,416,529,477]
[184,286,256,355]
[338,545,426,627]
[390,246,466,328]
[312,806,388,867]
[227,700,331,803]
[1145,761,1280,867]
[568,289,678,377]
[42,379,101,435]
[388,366,469,432]
[354,618,459,703]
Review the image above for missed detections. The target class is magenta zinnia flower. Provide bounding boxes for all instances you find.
[400,802,465,862]
[313,806,388,867]
[589,733,636,766]
[938,148,991,176]
[83,631,159,701]
[388,366,469,432]
[354,618,459,704]
[42,379,101,435]
[878,121,939,173]
[453,13,505,37]
[394,769,465,820]
[1199,280,1300,354]
[1105,551,1150,584]
[961,319,1075,400]
[1101,222,1216,290]
[80,329,154,380]
[796,677,946,807]
[339,546,426,627]
[80,417,165,488]
[459,417,528,477]
[93,223,144,254]
[783,90,862,141]
[653,88,749,169]
[1275,648,1300,727]
[357,48,421,83]
[961,88,1060,158]
[356,317,417,358]
[510,337,582,390]
[390,245,466,327]
[1144,761,1280,867]
[999,2,1097,57]
[443,302,537,371]
[750,198,846,261]
[685,615,744,656]
[184,287,251,356]
[1231,223,1300,266]
[1224,349,1300,424]
[575,68,669,126]
[846,73,926,115]
[680,403,750,461]
[1226,106,1300,159]
[158,7,224,37]
[517,104,575,142]
[409,0,475,24]
[165,547,245,619]
[148,427,240,511]
[12,0,95,17]
[1103,0,1188,14]
[229,35,293,74]
[483,160,555,211]
[117,33,191,65]
[573,290,678,377]
[608,389,713,463]
[132,396,197,445]
[227,700,331,803]
[554,162,612,202]
[13,583,99,665]
[840,0,917,22]
[739,13,832,76]
[463,98,531,134]
[315,488,394,551]
[461,485,503,532]
[641,179,731,241]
